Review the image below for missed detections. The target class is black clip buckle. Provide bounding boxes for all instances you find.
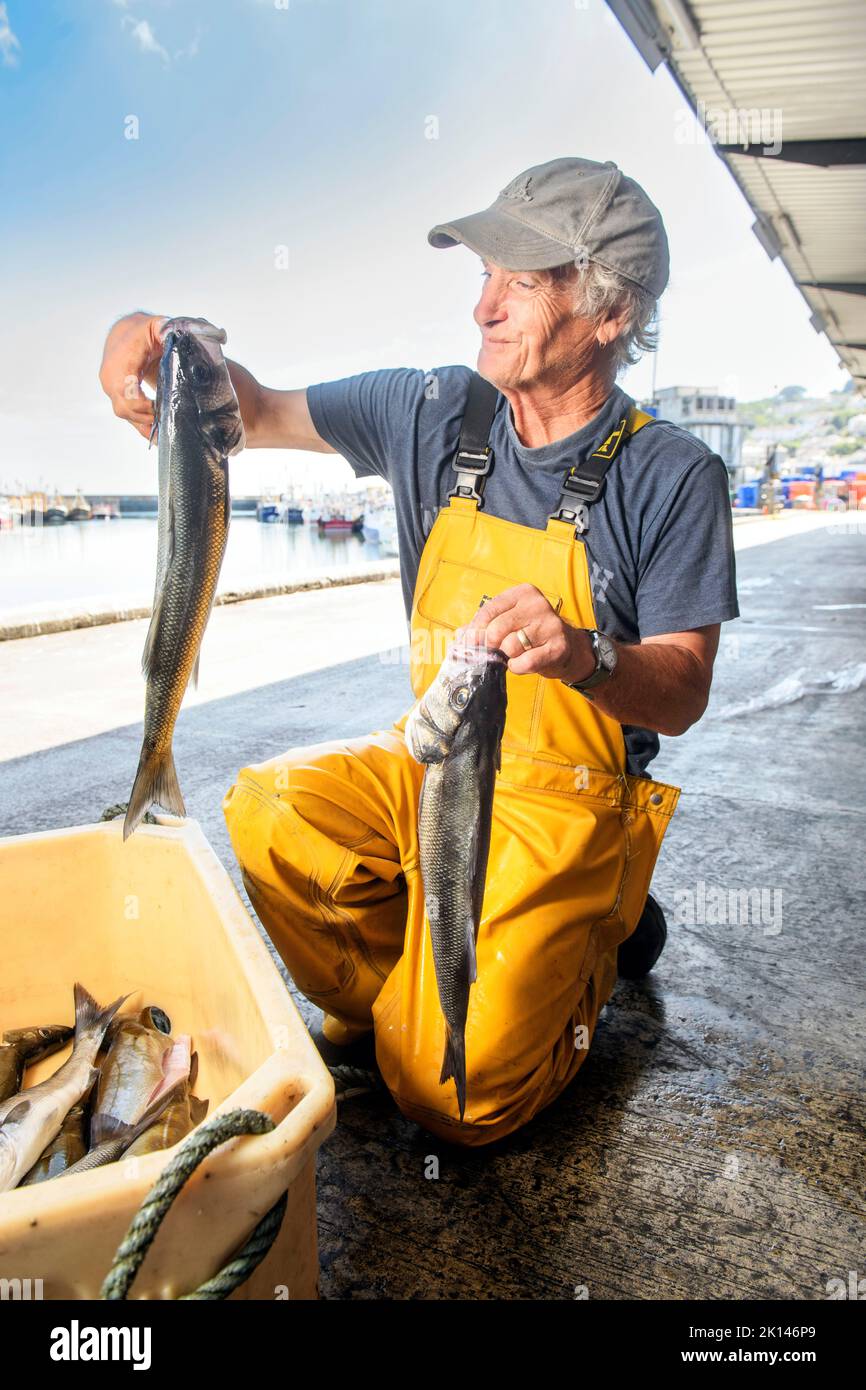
[560,471,602,504]
[448,446,493,503]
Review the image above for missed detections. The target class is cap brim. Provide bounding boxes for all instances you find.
[427,207,576,271]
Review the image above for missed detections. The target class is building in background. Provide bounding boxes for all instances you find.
[651,387,744,490]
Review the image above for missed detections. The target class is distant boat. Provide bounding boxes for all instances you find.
[315,504,364,533]
[362,500,398,555]
[284,506,305,525]
[256,494,280,523]
[44,493,69,525]
[67,491,92,522]
[90,499,119,520]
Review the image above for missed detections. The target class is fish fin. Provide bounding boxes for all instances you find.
[123,744,186,840]
[120,1081,185,1156]
[70,1084,185,1175]
[73,983,129,1044]
[2,1099,31,1126]
[148,416,159,449]
[439,1029,467,1121]
[465,914,478,987]
[140,601,161,680]
[190,1095,209,1124]
[89,1111,123,1147]
[188,1049,199,1089]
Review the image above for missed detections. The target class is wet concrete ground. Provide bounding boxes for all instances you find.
[2,520,864,1299]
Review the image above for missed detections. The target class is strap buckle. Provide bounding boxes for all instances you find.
[559,471,603,505]
[550,500,589,535]
[448,446,493,503]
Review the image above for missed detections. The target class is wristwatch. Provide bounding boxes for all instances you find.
[562,629,618,694]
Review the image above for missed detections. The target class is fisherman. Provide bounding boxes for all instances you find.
[100,157,738,1146]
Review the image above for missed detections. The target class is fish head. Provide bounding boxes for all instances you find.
[406,635,507,762]
[138,1005,172,1035]
[161,317,246,458]
[2,1024,72,1055]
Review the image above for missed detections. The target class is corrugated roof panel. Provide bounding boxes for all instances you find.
[607,0,866,383]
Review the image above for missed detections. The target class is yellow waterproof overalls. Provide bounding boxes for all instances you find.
[223,383,680,1146]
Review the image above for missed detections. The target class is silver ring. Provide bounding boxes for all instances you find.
[516,627,533,652]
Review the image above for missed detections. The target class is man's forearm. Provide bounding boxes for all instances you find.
[565,631,714,737]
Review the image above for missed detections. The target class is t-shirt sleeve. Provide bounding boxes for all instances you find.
[306,368,427,482]
[637,451,739,636]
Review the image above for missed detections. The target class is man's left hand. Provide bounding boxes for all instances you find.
[459,583,597,683]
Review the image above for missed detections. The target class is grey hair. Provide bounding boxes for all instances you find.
[549,260,660,373]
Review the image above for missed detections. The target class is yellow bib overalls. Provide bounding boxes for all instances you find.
[224,401,680,1146]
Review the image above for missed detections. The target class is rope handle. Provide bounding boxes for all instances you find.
[101,1108,285,1301]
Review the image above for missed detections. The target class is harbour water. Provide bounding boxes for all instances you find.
[0,516,394,620]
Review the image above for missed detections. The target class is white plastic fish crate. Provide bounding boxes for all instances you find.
[0,817,335,1299]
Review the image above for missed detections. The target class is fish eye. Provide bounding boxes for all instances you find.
[191,362,213,386]
[451,685,470,709]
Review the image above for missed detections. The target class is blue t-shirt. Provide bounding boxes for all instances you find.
[307,365,739,773]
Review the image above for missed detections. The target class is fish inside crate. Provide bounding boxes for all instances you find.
[0,816,335,1299]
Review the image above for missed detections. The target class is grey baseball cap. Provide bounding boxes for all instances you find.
[428,156,669,298]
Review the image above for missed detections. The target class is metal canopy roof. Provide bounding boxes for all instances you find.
[606,0,866,384]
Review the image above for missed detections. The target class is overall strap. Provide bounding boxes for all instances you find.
[447,373,500,505]
[549,404,653,536]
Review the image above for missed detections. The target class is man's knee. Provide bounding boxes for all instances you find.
[384,1029,588,1148]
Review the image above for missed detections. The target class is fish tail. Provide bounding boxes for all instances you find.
[439,1027,467,1121]
[73,983,129,1045]
[123,745,185,840]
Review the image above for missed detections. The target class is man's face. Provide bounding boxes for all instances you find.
[473,260,599,391]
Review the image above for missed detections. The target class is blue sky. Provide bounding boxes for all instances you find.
[0,0,848,495]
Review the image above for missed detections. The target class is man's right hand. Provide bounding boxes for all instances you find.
[99,310,334,454]
[98,311,168,441]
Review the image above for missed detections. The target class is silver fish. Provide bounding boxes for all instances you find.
[0,984,126,1193]
[124,316,245,839]
[405,636,508,1119]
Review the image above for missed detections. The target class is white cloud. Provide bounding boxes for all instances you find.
[122,15,170,66]
[0,3,21,68]
[175,26,202,62]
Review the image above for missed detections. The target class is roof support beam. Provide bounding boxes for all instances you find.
[800,283,866,297]
[716,138,866,168]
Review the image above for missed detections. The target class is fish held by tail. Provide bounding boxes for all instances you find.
[122,745,185,840]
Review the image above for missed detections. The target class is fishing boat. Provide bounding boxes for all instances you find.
[362,499,398,555]
[90,499,120,520]
[256,495,281,523]
[67,491,92,522]
[44,493,69,525]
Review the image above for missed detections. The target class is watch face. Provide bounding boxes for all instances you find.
[597,633,617,672]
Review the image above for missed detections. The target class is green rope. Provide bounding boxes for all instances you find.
[328,1063,384,1102]
[99,802,158,826]
[101,1108,284,1301]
